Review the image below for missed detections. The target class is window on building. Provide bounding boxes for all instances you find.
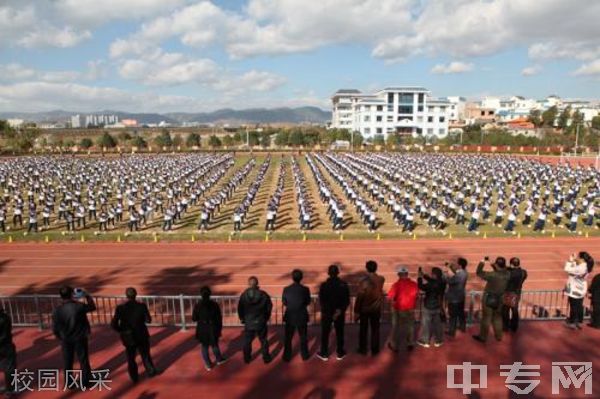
[387,105,394,112]
[387,93,394,103]
[398,93,413,103]
[428,106,434,113]
[398,105,413,114]
[418,93,425,103]
[387,116,393,122]
[376,105,383,111]
[417,105,424,112]
[376,116,382,122]
[427,116,433,123]
[364,127,371,134]
[376,128,382,134]
[481,111,485,116]
[427,128,434,134]
[488,110,494,115]
[439,128,445,135]
[364,115,370,122]
[439,116,445,122]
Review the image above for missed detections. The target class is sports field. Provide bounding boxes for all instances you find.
[1,152,598,242]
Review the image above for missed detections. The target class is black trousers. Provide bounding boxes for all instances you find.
[320,313,345,357]
[61,337,92,386]
[568,297,584,324]
[125,339,156,381]
[283,323,309,360]
[358,311,380,355]
[447,302,466,336]
[502,295,521,332]
[243,326,271,363]
[0,343,16,393]
[591,300,600,327]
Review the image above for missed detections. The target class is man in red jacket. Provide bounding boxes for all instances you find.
[387,266,418,352]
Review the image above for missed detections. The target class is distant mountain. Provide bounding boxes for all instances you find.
[0,106,331,125]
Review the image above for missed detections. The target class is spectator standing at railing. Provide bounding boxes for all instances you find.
[354,260,385,356]
[0,306,16,395]
[282,269,311,362]
[588,260,600,329]
[444,258,468,337]
[416,267,445,348]
[192,287,227,371]
[564,252,594,330]
[111,287,158,382]
[386,267,418,353]
[238,277,273,364]
[472,257,509,344]
[317,265,350,361]
[502,258,528,333]
[52,286,96,388]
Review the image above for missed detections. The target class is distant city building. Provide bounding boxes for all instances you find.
[121,119,138,127]
[6,119,24,128]
[71,114,119,128]
[331,87,450,138]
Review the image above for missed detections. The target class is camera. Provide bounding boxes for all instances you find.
[73,288,85,299]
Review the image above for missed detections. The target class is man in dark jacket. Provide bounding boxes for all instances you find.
[111,287,158,382]
[502,257,528,333]
[52,286,96,388]
[0,307,16,395]
[444,258,468,337]
[282,269,311,361]
[354,260,385,356]
[417,267,445,348]
[317,265,350,361]
[473,257,510,343]
[238,276,273,364]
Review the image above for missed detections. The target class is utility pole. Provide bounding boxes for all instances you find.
[574,122,580,157]
[351,130,354,152]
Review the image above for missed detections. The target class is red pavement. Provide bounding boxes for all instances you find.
[1,237,599,296]
[9,323,600,399]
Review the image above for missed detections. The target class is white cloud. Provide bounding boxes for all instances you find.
[431,61,474,75]
[18,26,91,48]
[0,62,109,83]
[0,81,211,113]
[573,60,600,76]
[521,66,541,77]
[0,64,37,80]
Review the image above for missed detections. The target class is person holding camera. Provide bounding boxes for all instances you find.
[472,257,510,343]
[52,286,96,388]
[502,257,528,333]
[416,267,445,348]
[564,252,594,330]
[444,258,468,337]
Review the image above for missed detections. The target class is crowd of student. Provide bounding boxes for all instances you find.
[1,252,599,394]
[0,153,597,236]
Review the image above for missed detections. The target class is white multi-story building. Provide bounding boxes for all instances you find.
[331,87,450,138]
[71,114,119,128]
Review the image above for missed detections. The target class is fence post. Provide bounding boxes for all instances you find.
[34,295,44,330]
[179,294,187,331]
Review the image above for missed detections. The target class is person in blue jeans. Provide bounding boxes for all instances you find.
[192,287,227,371]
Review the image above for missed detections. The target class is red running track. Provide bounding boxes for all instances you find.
[1,237,599,296]
[9,323,600,399]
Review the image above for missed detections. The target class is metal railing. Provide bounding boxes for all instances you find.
[0,290,588,330]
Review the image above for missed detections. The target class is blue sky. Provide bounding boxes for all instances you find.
[1,0,599,112]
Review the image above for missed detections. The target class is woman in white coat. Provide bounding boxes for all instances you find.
[564,252,594,329]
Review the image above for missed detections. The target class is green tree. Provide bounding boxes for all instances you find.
[208,135,222,148]
[233,131,242,143]
[248,131,260,146]
[260,131,271,148]
[373,134,385,146]
[186,132,201,147]
[274,130,289,147]
[118,131,132,141]
[542,106,558,127]
[79,138,93,149]
[96,132,117,148]
[528,109,542,128]
[386,133,401,147]
[154,130,172,148]
[172,134,183,148]
[222,134,234,147]
[591,116,600,130]
[289,129,304,146]
[132,136,147,148]
[557,106,571,130]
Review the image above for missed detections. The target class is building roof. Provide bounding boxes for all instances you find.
[379,86,429,92]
